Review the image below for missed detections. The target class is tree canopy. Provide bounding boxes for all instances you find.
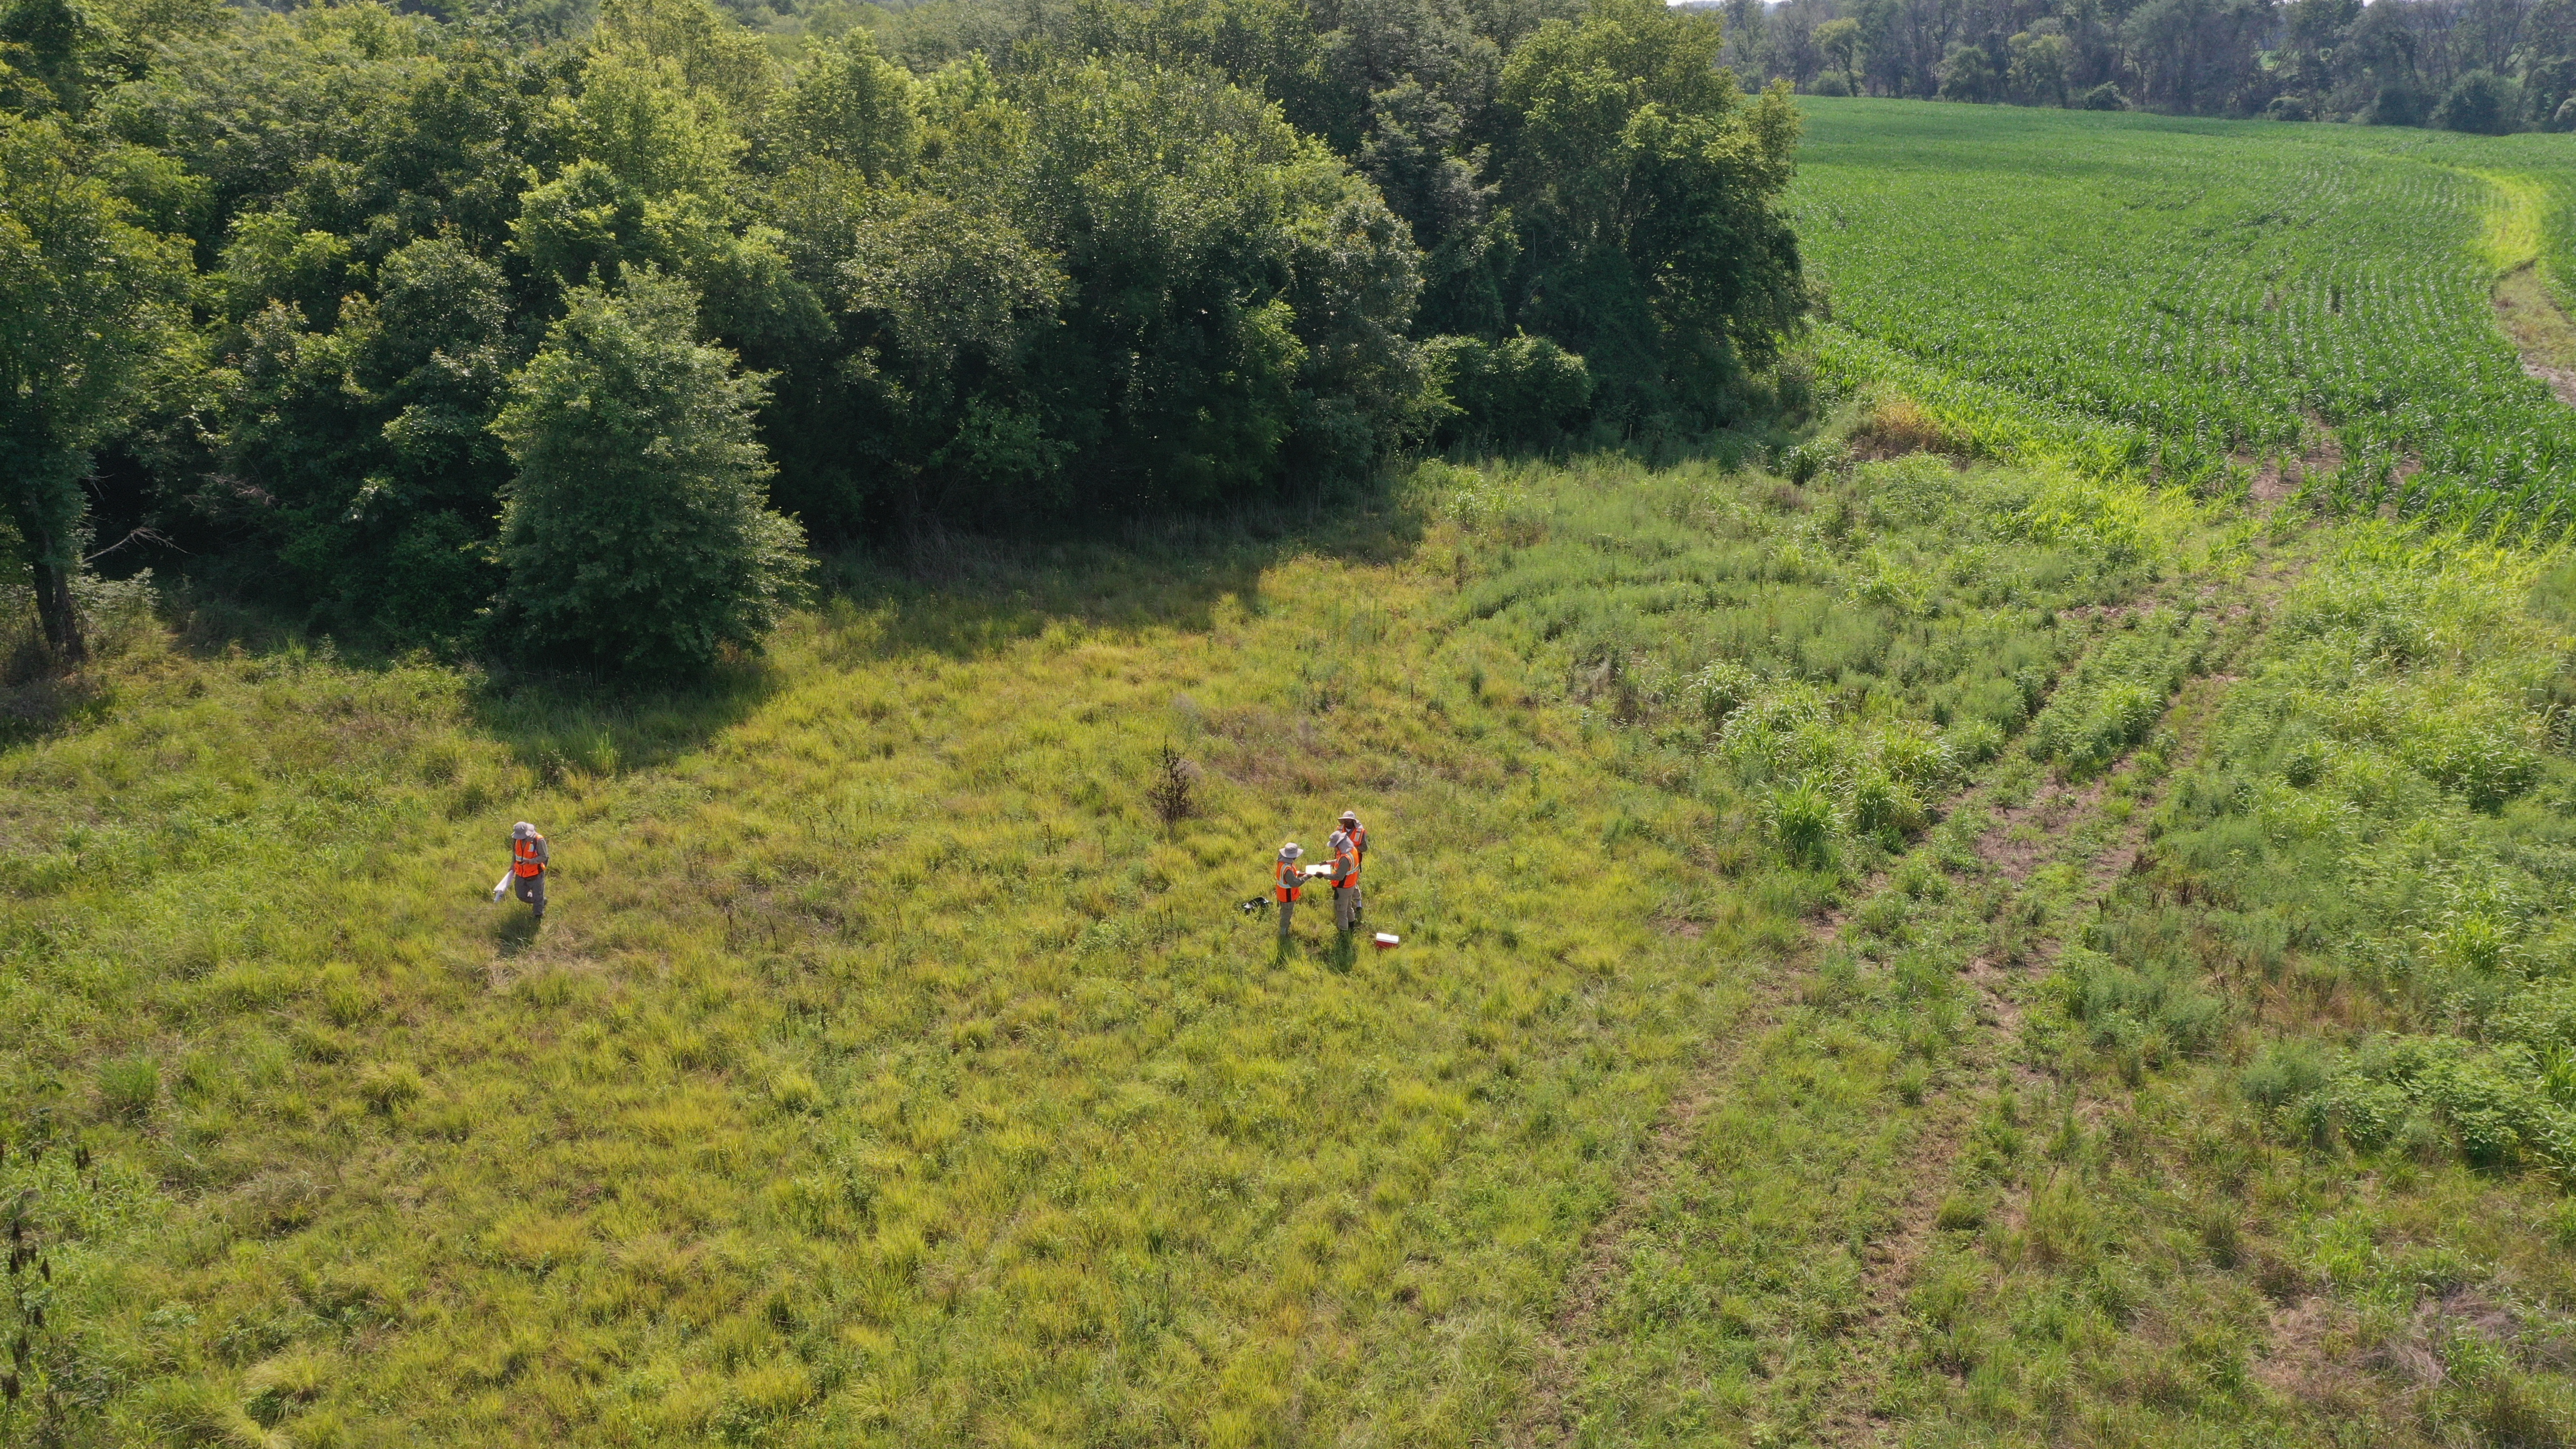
[1708,0,2576,129]
[0,0,1812,672]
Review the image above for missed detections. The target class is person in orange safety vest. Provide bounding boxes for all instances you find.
[1326,813,1365,934]
[1272,842,1307,941]
[508,821,550,924]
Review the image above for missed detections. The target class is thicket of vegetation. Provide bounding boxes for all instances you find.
[1704,0,2576,131]
[0,0,1810,672]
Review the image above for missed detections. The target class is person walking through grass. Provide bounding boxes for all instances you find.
[508,821,550,925]
[1272,842,1306,942]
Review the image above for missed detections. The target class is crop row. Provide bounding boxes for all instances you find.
[1794,103,2576,530]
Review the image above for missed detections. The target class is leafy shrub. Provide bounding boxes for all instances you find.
[491,270,810,676]
[1429,332,1595,446]
[2293,1038,2573,1167]
[2372,79,2431,126]
[2403,722,2539,811]
[2434,70,2522,135]
[2079,82,2125,111]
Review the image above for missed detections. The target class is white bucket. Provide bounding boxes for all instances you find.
[1372,933,1400,949]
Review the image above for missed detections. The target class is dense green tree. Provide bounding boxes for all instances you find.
[1814,14,1861,90]
[0,114,191,660]
[1490,0,1804,425]
[2434,65,2522,128]
[759,27,918,178]
[491,269,807,676]
[217,234,516,643]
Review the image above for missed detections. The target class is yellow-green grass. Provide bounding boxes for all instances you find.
[0,450,2214,1446]
[1867,525,2576,1447]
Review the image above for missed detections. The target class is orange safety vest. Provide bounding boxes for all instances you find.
[1331,834,1359,886]
[1351,824,1367,863]
[513,836,546,877]
[1274,856,1304,903]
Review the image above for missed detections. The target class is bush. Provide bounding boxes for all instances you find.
[2434,70,2521,135]
[491,270,809,677]
[2371,79,2431,127]
[1429,332,1595,446]
[2079,82,2125,111]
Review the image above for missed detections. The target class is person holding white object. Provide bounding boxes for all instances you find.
[504,821,550,925]
[1326,818,1364,934]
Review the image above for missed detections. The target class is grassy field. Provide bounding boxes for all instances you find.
[0,438,2220,1444]
[15,98,2576,1449]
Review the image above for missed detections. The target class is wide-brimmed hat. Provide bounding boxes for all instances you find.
[513,821,537,838]
[1279,842,1303,860]
[1338,810,1359,823]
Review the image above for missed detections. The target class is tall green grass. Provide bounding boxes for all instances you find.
[0,450,2208,1445]
[1873,524,2576,1447]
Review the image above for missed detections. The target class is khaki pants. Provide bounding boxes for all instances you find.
[513,870,547,919]
[1334,885,1361,931]
[1277,897,1296,939]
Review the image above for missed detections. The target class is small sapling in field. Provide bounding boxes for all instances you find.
[1146,742,1199,826]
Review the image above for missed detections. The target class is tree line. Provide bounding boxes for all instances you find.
[1706,0,2576,129]
[0,0,1808,674]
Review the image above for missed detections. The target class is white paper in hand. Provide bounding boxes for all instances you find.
[491,872,513,903]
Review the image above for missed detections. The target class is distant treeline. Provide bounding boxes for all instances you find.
[1696,0,2576,130]
[0,0,1809,671]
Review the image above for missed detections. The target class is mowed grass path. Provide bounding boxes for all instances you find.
[0,453,2201,1446]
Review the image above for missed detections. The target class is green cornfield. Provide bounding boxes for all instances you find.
[1793,100,2576,531]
